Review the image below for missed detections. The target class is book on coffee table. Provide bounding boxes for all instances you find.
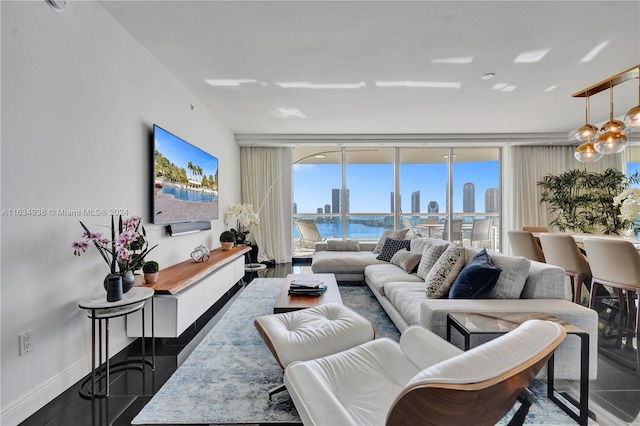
[289,279,325,289]
[288,284,328,296]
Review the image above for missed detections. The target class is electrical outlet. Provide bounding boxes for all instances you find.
[19,331,33,355]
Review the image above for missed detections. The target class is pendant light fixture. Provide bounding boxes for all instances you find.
[594,82,627,154]
[624,74,640,128]
[574,94,599,142]
[575,140,604,163]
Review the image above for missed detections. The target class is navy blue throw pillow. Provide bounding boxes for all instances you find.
[376,238,411,262]
[449,249,502,299]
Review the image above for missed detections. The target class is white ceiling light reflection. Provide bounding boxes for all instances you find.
[514,48,550,63]
[544,85,558,92]
[275,81,365,89]
[204,79,257,86]
[375,81,461,89]
[271,108,306,118]
[581,41,610,63]
[492,83,516,92]
[431,56,473,64]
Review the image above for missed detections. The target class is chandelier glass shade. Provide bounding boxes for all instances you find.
[571,65,638,162]
[575,141,604,163]
[625,77,640,128]
[594,83,627,154]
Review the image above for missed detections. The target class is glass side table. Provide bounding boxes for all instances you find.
[446,312,592,426]
[78,287,155,399]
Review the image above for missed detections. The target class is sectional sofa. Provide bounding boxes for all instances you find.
[311,235,598,381]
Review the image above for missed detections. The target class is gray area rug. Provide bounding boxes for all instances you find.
[132,278,591,425]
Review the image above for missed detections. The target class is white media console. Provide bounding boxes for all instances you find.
[127,246,250,338]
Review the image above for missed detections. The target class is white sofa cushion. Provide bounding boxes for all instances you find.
[312,251,386,275]
[385,282,427,325]
[365,264,423,296]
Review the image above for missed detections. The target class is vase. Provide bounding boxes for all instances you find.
[121,271,135,293]
[144,272,159,284]
[103,271,135,293]
[105,274,123,302]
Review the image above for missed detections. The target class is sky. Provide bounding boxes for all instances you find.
[154,126,219,180]
[293,161,499,214]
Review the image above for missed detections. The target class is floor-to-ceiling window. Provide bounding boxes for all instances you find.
[345,148,394,240]
[292,145,502,254]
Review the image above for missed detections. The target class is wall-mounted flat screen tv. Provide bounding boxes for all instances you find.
[153,125,218,224]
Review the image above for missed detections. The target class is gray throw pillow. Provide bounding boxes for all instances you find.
[390,249,422,273]
[373,229,409,253]
[425,245,465,298]
[485,253,531,299]
[326,240,360,252]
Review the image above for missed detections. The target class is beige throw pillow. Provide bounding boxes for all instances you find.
[373,229,410,253]
[416,241,447,279]
[390,249,422,273]
[425,246,466,298]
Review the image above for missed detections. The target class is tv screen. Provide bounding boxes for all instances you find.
[153,125,219,224]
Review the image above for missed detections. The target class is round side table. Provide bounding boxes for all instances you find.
[78,287,155,399]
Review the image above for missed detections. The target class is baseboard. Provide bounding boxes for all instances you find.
[1,331,132,425]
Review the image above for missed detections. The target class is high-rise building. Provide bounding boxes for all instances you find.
[293,203,297,214]
[332,188,350,213]
[411,191,420,214]
[316,207,323,214]
[332,189,340,213]
[324,204,331,214]
[463,182,475,213]
[485,188,500,213]
[428,201,439,219]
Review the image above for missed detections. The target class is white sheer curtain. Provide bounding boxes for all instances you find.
[509,145,624,232]
[240,147,290,263]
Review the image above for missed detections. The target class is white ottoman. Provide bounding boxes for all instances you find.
[254,303,375,399]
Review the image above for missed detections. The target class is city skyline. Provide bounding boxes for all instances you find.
[293,161,500,214]
[301,183,499,215]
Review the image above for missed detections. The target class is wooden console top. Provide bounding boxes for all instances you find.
[140,246,250,295]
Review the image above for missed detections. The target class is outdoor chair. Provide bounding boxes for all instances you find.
[467,218,492,249]
[294,220,325,251]
[442,219,463,243]
[508,230,545,262]
[284,320,566,426]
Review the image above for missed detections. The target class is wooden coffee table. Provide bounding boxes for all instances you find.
[273,273,341,314]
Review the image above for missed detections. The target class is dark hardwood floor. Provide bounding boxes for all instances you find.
[20,260,640,426]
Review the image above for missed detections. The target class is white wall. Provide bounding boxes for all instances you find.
[1,2,240,423]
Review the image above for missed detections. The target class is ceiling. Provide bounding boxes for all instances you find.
[99,1,640,140]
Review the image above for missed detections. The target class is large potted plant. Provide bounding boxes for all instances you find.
[538,168,640,235]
